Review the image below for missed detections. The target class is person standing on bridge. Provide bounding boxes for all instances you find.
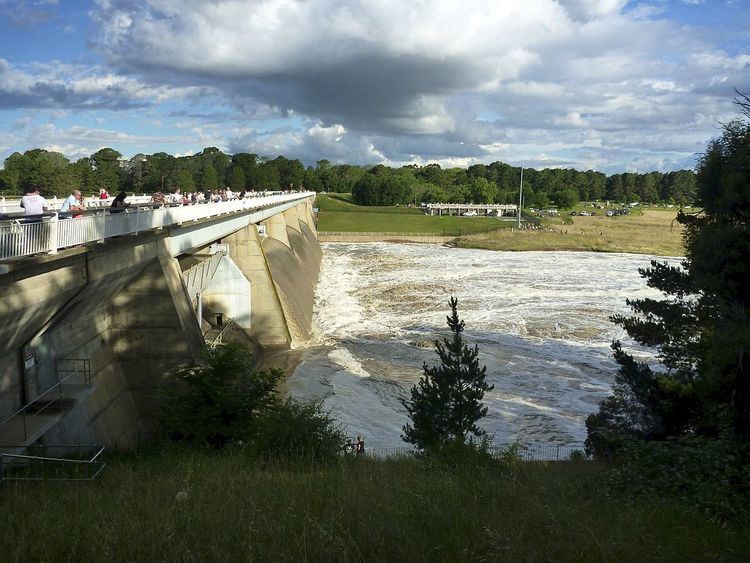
[20,187,48,222]
[110,191,130,214]
[60,189,84,218]
[150,190,166,208]
[168,187,182,206]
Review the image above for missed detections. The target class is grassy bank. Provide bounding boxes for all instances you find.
[458,210,685,256]
[316,194,511,235]
[316,195,685,255]
[1,448,747,561]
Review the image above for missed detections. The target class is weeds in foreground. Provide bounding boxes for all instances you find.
[1,449,748,562]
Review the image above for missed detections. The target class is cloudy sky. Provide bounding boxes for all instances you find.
[0,0,748,173]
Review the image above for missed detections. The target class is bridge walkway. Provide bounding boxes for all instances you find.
[0,191,314,261]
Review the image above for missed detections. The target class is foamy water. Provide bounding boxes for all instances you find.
[285,243,675,447]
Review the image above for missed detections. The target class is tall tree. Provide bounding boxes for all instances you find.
[227,165,246,191]
[200,163,220,190]
[4,149,74,196]
[469,176,497,204]
[402,298,494,450]
[142,152,176,192]
[90,147,123,193]
[175,168,196,192]
[586,101,750,455]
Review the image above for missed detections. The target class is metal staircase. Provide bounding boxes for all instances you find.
[0,359,105,483]
[0,359,91,454]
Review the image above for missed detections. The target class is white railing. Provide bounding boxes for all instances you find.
[0,191,289,214]
[0,218,53,259]
[0,192,313,261]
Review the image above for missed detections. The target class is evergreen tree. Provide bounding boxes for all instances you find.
[402,297,494,450]
[201,163,220,190]
[586,96,750,456]
[227,165,246,191]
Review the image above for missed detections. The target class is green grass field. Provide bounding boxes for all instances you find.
[316,194,513,235]
[1,448,747,561]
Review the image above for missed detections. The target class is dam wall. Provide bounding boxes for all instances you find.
[0,196,320,451]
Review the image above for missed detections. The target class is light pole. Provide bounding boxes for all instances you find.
[517,163,524,228]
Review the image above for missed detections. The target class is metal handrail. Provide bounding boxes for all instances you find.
[207,318,236,349]
[0,359,91,444]
[0,445,106,482]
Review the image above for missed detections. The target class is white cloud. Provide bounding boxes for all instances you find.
[0,58,211,110]
[0,0,747,172]
[0,122,197,162]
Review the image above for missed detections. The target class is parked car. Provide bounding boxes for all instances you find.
[463,210,477,217]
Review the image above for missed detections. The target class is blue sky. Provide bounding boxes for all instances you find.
[0,0,748,173]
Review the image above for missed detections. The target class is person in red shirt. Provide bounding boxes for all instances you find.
[99,188,110,200]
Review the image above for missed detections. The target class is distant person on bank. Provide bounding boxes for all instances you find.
[99,188,109,200]
[20,188,48,222]
[355,436,365,456]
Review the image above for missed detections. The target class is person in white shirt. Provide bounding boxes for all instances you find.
[168,188,182,205]
[20,188,48,220]
[60,190,82,213]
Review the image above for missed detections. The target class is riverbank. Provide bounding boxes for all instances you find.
[1,447,747,561]
[316,195,685,256]
[457,210,684,256]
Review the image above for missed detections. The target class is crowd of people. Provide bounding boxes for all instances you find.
[10,186,286,220]
[147,187,256,207]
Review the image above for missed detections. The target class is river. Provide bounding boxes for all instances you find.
[284,243,675,448]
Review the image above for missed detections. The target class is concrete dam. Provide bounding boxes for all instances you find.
[0,193,320,453]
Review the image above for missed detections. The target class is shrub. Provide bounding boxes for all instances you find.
[569,449,586,463]
[604,437,750,520]
[160,344,283,448]
[251,398,347,462]
[420,435,501,471]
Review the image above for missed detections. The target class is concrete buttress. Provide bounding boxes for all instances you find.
[224,224,292,348]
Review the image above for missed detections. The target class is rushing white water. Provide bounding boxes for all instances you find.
[285,243,676,448]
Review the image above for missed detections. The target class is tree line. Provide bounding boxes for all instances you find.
[350,162,696,208]
[0,146,696,207]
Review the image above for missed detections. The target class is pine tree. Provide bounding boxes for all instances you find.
[402,297,494,450]
[586,94,750,456]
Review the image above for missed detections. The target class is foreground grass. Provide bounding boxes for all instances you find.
[459,210,685,256]
[316,194,513,235]
[1,447,747,561]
